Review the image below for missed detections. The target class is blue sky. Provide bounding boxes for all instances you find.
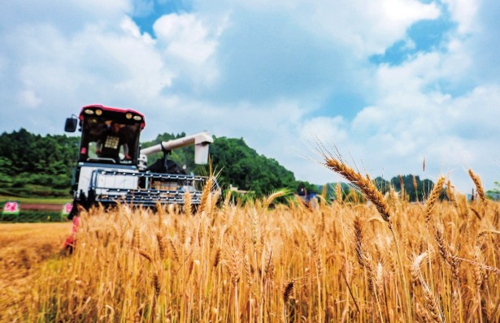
[1,0,499,193]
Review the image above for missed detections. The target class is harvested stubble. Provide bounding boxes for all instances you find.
[4,179,500,323]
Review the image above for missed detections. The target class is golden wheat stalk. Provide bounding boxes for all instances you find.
[199,176,213,215]
[415,302,433,322]
[210,189,220,214]
[375,262,385,301]
[243,254,253,288]
[213,247,221,268]
[223,190,232,210]
[325,158,390,222]
[421,279,444,323]
[132,227,141,249]
[264,250,275,281]
[354,215,365,267]
[410,252,428,287]
[468,169,486,203]
[250,210,259,247]
[399,174,405,201]
[138,250,154,263]
[335,182,343,204]
[183,190,192,217]
[445,180,457,206]
[425,176,445,223]
[433,226,461,282]
[228,248,241,285]
[263,189,288,209]
[472,246,485,291]
[153,273,161,298]
[457,257,500,276]
[156,233,166,260]
[169,237,180,263]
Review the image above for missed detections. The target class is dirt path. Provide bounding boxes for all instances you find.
[19,203,67,211]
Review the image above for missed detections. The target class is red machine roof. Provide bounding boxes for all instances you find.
[79,104,146,129]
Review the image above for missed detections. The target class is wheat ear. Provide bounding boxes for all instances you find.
[468,169,485,203]
[335,183,343,204]
[325,158,391,222]
[425,176,445,223]
[183,190,192,217]
[199,176,213,215]
[263,189,288,209]
[156,233,166,260]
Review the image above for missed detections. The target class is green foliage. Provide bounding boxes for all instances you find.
[0,128,79,196]
[486,181,500,200]
[322,175,435,203]
[322,182,351,200]
[0,210,67,222]
[210,137,297,196]
[373,175,435,202]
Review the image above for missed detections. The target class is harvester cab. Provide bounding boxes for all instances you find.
[64,104,218,219]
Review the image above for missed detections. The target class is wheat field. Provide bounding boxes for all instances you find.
[1,163,499,322]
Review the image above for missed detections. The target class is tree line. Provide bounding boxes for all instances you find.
[0,128,80,196]
[321,175,436,203]
[0,128,435,200]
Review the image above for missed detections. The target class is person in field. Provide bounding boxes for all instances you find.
[96,121,130,162]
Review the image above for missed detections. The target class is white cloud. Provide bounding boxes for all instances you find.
[347,70,500,193]
[0,1,131,35]
[300,116,349,144]
[154,14,217,65]
[442,0,480,34]
[151,12,227,89]
[304,0,440,56]
[19,89,42,108]
[0,11,173,133]
[200,0,440,57]
[120,16,155,44]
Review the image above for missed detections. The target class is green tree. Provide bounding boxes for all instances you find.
[486,181,500,199]
[0,157,13,184]
[210,137,297,196]
[0,129,79,195]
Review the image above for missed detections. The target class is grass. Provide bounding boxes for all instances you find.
[0,166,499,322]
[0,185,71,199]
[0,195,72,205]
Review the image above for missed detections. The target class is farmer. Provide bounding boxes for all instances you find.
[96,121,130,162]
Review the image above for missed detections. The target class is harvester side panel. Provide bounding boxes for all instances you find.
[76,164,139,199]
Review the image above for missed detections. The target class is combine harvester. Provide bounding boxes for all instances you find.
[63,104,218,249]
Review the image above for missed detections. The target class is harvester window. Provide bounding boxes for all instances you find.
[79,117,141,165]
[94,122,129,162]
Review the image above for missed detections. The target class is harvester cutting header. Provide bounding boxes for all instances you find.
[64,104,217,217]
